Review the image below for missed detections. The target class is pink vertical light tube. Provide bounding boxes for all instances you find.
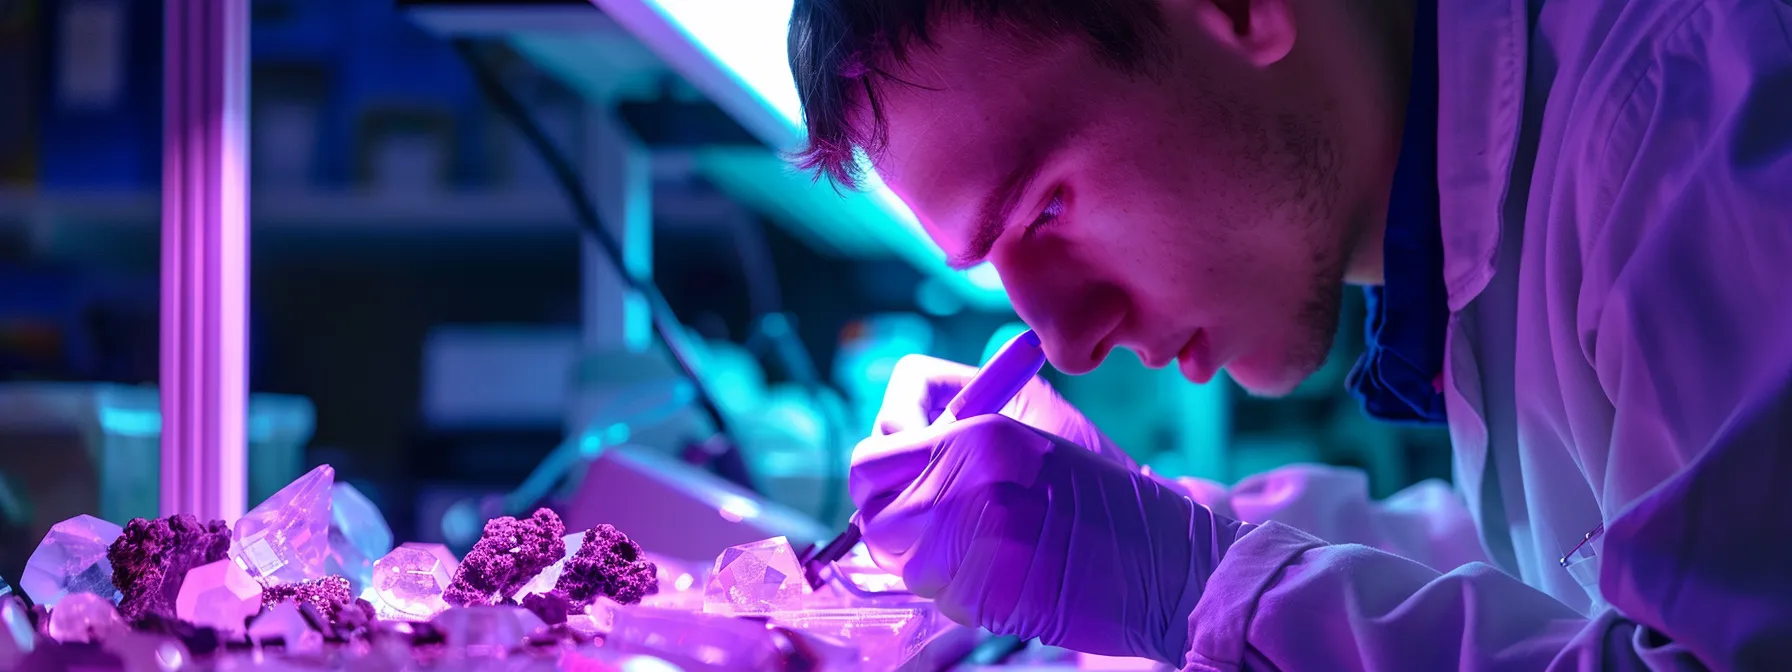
[160,0,249,521]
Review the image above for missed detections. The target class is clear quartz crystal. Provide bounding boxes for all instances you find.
[326,482,393,593]
[1,596,37,667]
[231,465,335,586]
[370,545,455,620]
[702,536,810,615]
[174,559,264,635]
[22,515,124,607]
[515,532,585,598]
[47,592,124,643]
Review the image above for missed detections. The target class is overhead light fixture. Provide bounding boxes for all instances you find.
[593,0,1009,309]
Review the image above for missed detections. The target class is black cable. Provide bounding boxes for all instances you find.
[452,40,742,469]
[725,215,848,523]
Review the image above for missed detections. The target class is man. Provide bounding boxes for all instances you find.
[787,0,1792,669]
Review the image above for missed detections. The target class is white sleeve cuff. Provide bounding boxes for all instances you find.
[1180,522,1328,671]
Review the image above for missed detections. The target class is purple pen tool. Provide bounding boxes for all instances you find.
[801,329,1048,587]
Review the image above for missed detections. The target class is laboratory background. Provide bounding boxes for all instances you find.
[0,0,1452,669]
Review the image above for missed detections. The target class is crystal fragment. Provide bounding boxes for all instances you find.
[776,607,948,671]
[22,514,125,608]
[0,574,11,597]
[47,591,124,643]
[431,606,546,654]
[515,532,584,599]
[703,536,810,615]
[326,482,392,594]
[249,602,324,653]
[231,464,335,586]
[1,596,36,669]
[371,545,455,620]
[101,631,190,672]
[174,559,262,635]
[608,606,783,670]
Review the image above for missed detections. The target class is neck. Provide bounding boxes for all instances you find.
[1341,0,1418,286]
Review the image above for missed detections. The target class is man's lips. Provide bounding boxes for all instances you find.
[1178,330,1218,384]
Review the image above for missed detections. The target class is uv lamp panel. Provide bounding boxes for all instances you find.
[564,444,832,567]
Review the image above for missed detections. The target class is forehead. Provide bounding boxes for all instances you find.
[865,24,1088,235]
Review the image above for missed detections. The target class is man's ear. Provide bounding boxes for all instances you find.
[1175,0,1297,68]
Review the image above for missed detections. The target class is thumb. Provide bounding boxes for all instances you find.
[876,354,980,436]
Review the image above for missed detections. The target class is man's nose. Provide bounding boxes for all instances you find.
[999,265,1124,376]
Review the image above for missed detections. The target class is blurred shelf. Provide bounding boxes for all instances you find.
[0,185,743,235]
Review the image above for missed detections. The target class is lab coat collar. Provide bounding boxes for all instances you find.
[1436,0,1531,312]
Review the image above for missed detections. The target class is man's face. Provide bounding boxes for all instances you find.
[872,19,1357,396]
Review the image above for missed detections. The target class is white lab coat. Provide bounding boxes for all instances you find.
[1170,0,1792,669]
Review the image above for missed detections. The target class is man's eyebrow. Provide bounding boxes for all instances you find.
[948,161,1043,271]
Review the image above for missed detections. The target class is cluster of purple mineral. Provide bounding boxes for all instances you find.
[554,524,658,607]
[442,508,566,607]
[261,576,372,628]
[106,514,231,624]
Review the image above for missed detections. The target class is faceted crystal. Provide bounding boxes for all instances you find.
[22,514,125,608]
[101,631,190,672]
[371,545,455,620]
[703,536,810,615]
[0,574,11,597]
[47,591,124,643]
[326,482,393,594]
[231,464,334,586]
[174,559,263,635]
[1,596,36,668]
[431,606,546,653]
[249,602,323,653]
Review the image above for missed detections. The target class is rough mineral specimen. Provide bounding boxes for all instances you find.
[21,515,123,608]
[260,576,355,624]
[441,508,566,607]
[555,524,658,608]
[106,514,232,623]
[518,592,571,626]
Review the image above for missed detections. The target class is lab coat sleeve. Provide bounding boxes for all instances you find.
[1177,5,1792,669]
[1166,466,1489,573]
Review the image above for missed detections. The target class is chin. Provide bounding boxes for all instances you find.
[1223,353,1318,399]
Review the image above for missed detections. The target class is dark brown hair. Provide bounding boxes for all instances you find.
[787,0,1169,188]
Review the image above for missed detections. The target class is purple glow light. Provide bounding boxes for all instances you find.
[160,0,250,521]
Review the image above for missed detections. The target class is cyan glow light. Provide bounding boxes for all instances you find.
[602,0,1008,308]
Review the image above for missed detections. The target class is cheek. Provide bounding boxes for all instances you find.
[995,239,1129,334]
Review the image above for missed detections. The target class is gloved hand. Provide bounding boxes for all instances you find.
[850,414,1252,663]
[872,354,1138,469]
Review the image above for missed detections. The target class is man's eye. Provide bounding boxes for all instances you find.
[1026,192,1066,235]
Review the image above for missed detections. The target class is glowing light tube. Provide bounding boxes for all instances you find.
[160,0,250,521]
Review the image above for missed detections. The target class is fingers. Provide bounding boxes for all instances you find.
[874,354,979,436]
[847,419,954,514]
[853,415,1058,589]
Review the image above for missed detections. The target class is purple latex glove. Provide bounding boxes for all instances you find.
[874,354,1138,469]
[850,414,1251,663]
